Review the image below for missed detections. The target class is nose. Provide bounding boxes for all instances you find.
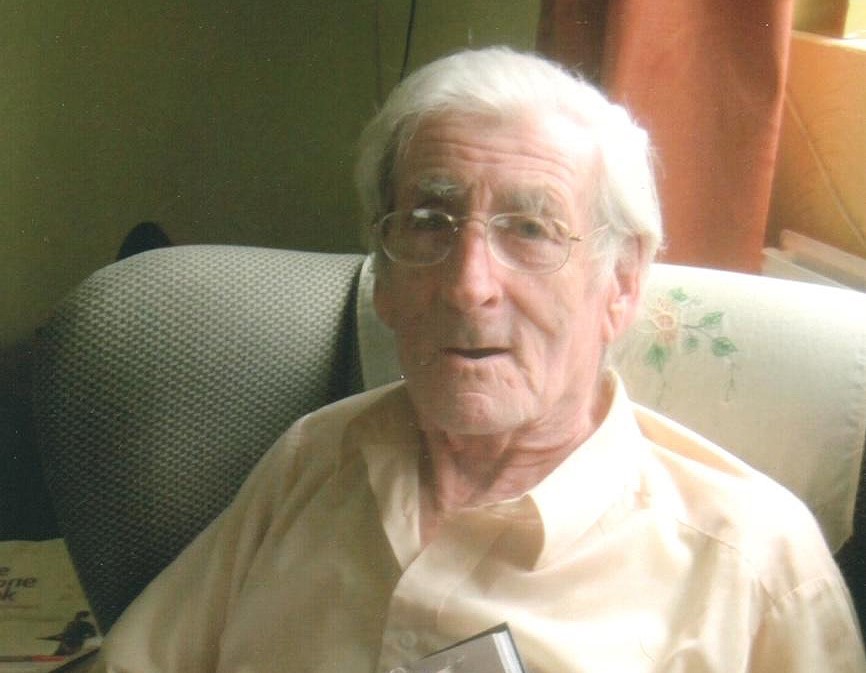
[439,220,501,311]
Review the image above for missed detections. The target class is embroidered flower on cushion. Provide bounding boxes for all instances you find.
[650,296,681,343]
[639,287,738,399]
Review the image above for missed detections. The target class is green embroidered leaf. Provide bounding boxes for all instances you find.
[669,288,689,303]
[699,311,724,328]
[645,342,671,372]
[711,336,738,357]
[683,335,700,353]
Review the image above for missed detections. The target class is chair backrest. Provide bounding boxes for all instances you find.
[33,245,365,631]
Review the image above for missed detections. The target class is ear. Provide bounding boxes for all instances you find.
[602,255,644,345]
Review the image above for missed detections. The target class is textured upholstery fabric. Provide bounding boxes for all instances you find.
[33,245,365,631]
[357,257,866,632]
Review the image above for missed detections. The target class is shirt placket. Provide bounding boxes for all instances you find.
[375,506,512,672]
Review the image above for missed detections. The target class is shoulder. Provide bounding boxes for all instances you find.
[283,381,409,446]
[204,382,412,541]
[632,403,840,599]
[263,381,411,468]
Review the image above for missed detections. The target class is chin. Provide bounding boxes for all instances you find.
[429,394,527,437]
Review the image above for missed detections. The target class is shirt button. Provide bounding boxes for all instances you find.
[398,630,417,650]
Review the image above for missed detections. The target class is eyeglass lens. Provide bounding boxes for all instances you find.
[380,209,571,273]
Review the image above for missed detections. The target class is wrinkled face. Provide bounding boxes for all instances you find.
[375,111,639,439]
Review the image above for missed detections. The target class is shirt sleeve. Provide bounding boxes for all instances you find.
[90,426,302,673]
[748,575,866,672]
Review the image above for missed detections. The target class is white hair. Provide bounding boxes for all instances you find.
[355,46,663,279]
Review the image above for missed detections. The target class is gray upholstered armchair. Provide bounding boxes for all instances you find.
[33,246,366,631]
[32,245,866,637]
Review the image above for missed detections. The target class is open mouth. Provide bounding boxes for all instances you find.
[443,347,507,360]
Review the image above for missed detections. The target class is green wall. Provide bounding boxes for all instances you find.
[0,0,538,538]
[1,0,539,349]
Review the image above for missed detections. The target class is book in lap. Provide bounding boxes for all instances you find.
[396,623,527,673]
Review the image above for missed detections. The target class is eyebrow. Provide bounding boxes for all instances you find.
[504,185,567,219]
[410,176,567,219]
[414,175,467,204]
[507,187,547,214]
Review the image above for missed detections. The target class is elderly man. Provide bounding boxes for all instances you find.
[95,48,865,672]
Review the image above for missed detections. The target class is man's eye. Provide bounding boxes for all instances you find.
[407,209,450,231]
[510,217,556,240]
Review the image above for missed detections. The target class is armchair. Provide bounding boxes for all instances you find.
[32,245,866,636]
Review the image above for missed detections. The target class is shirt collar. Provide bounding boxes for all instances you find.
[524,371,646,569]
[355,383,425,569]
[357,374,646,570]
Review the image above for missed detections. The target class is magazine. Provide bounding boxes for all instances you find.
[0,539,101,672]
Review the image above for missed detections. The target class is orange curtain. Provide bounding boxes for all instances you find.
[538,0,795,272]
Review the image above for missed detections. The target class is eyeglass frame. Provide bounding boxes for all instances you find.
[371,208,607,275]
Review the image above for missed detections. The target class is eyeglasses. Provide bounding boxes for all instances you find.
[374,208,602,274]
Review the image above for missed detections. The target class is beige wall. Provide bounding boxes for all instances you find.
[0,0,539,350]
[767,31,866,259]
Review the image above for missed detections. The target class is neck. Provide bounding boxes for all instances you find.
[417,375,614,543]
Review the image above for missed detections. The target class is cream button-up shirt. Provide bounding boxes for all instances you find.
[96,375,866,672]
